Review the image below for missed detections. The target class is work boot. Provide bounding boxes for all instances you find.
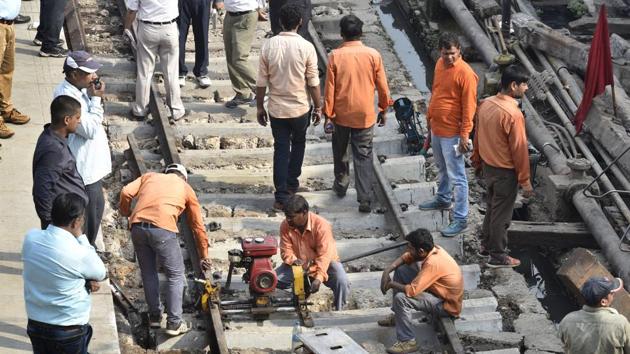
[2,109,30,124]
[0,118,14,139]
[386,340,418,354]
[377,314,396,327]
[418,198,452,210]
[165,320,191,336]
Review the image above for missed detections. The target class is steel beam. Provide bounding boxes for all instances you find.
[63,0,88,51]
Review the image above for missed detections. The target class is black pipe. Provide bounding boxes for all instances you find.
[341,241,408,264]
[501,0,511,40]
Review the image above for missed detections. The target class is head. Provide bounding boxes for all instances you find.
[51,193,86,237]
[405,228,435,261]
[340,14,363,41]
[164,163,188,181]
[50,95,82,133]
[63,51,102,89]
[284,194,309,229]
[280,4,303,32]
[500,65,529,98]
[580,276,623,308]
[438,32,461,67]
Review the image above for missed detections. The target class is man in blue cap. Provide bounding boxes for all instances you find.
[559,276,630,354]
[53,51,112,248]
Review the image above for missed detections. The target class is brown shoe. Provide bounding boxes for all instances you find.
[0,118,14,138]
[3,109,30,125]
[487,255,521,268]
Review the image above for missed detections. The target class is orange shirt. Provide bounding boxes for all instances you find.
[279,212,340,282]
[427,57,479,140]
[471,94,531,188]
[401,246,464,317]
[323,41,393,128]
[119,172,209,258]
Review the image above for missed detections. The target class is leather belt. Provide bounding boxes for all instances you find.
[140,18,177,25]
[133,222,159,229]
[227,10,255,16]
[28,319,83,332]
[0,19,15,25]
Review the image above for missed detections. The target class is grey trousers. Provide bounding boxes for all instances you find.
[223,11,258,97]
[132,22,185,117]
[481,163,518,261]
[392,264,449,342]
[332,123,375,203]
[84,180,104,247]
[131,224,185,326]
[275,262,349,311]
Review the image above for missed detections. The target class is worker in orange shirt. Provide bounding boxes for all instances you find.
[418,32,478,237]
[471,65,533,268]
[119,164,211,336]
[276,194,349,310]
[323,14,392,213]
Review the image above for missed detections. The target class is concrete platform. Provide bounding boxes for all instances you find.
[0,3,119,353]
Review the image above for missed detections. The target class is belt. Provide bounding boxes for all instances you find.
[140,17,177,25]
[28,319,83,332]
[227,10,255,16]
[133,222,159,229]
[0,19,15,25]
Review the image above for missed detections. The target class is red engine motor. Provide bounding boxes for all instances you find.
[228,235,278,295]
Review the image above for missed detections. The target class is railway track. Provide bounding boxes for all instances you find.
[69,0,478,352]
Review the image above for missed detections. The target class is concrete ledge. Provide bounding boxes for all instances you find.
[455,312,502,333]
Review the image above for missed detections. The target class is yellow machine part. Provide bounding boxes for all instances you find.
[201,281,220,313]
[292,265,305,298]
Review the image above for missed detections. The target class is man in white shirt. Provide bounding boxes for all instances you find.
[125,0,187,120]
[53,51,112,247]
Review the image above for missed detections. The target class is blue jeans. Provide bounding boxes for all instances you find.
[432,133,469,220]
[270,111,310,204]
[27,319,93,354]
[36,0,68,51]
[275,262,349,310]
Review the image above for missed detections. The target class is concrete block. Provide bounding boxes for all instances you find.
[460,331,523,347]
[462,264,481,291]
[524,333,563,353]
[393,182,436,205]
[382,155,425,183]
[460,297,498,317]
[403,209,449,233]
[476,349,520,354]
[513,313,555,336]
[454,312,502,333]
[542,174,581,222]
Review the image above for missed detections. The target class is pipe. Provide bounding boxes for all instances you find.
[546,55,583,105]
[591,140,630,192]
[533,50,578,113]
[545,121,578,157]
[546,124,572,158]
[341,241,408,264]
[501,0,511,40]
[573,192,630,289]
[221,307,296,315]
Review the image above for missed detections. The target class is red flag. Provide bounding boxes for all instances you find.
[573,5,613,134]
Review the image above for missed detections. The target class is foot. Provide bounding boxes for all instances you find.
[0,120,15,139]
[165,320,191,336]
[377,314,395,327]
[39,46,68,58]
[272,201,284,212]
[149,313,163,329]
[178,76,186,88]
[196,76,212,88]
[440,219,467,237]
[32,38,64,46]
[129,110,146,121]
[14,14,31,24]
[2,109,30,124]
[386,340,418,354]
[418,198,452,210]
[487,255,521,268]
[358,201,371,213]
[332,183,347,198]
[172,109,190,121]
[477,245,490,258]
[225,94,254,109]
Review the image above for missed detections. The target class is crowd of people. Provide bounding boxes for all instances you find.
[1,0,628,353]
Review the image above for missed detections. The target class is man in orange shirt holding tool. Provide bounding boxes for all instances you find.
[119,164,211,336]
[472,65,532,268]
[418,32,478,237]
[323,14,392,213]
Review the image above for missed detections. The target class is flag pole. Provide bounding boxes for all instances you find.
[611,82,618,118]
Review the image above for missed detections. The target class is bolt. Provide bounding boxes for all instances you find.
[567,158,591,179]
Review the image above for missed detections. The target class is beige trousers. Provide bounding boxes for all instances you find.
[132,22,184,116]
[223,11,258,97]
[0,23,15,114]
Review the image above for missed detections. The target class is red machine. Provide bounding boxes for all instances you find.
[240,235,278,294]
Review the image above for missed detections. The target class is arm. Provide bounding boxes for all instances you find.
[256,45,269,126]
[374,54,392,113]
[73,106,103,140]
[124,4,137,31]
[119,175,142,217]
[33,151,63,225]
[470,109,482,173]
[322,54,336,121]
[77,235,107,281]
[401,261,442,298]
[381,252,412,294]
[459,71,478,141]
[311,222,335,282]
[185,185,209,259]
[279,222,298,265]
[506,114,532,190]
[306,45,322,111]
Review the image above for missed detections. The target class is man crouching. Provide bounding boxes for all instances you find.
[379,228,464,354]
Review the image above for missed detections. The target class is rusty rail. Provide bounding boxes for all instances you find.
[63,0,88,51]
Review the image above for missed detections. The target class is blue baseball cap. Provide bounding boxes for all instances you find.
[580,276,623,306]
[63,51,102,73]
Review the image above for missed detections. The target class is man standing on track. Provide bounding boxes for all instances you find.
[35,0,68,57]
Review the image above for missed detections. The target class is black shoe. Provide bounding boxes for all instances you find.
[39,46,68,58]
[224,94,254,108]
[358,201,371,213]
[332,184,346,198]
[149,313,162,329]
[14,14,31,24]
[129,110,146,121]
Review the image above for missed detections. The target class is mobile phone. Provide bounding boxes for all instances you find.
[93,78,102,90]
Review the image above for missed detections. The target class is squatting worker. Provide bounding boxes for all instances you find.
[23,193,107,354]
[125,0,186,120]
[277,194,349,310]
[54,51,112,247]
[471,65,532,268]
[323,14,392,213]
[32,96,87,229]
[418,32,478,237]
[378,228,463,354]
[559,276,630,353]
[119,164,211,336]
[256,4,321,211]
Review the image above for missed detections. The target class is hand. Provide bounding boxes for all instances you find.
[87,280,100,293]
[88,79,105,98]
[257,8,268,21]
[292,259,304,266]
[522,184,534,199]
[311,107,322,126]
[380,270,391,295]
[213,1,224,10]
[257,107,268,127]
[324,118,334,134]
[310,278,321,293]
[458,139,470,153]
[377,111,387,127]
[200,258,212,271]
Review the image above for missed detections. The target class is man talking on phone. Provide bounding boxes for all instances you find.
[323,14,392,213]
[53,51,111,248]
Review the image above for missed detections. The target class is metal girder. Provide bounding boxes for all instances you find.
[125,134,148,178]
[63,0,88,51]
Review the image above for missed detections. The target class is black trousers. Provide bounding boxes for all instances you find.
[178,0,210,77]
[84,180,105,246]
[332,123,375,203]
[269,0,312,38]
[36,0,68,51]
